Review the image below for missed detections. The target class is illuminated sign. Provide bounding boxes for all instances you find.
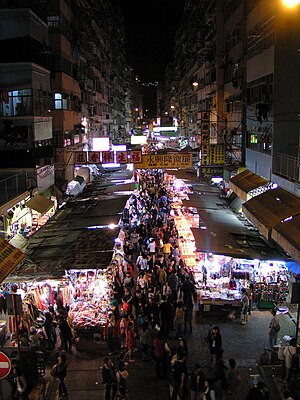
[134,153,192,169]
[0,238,26,283]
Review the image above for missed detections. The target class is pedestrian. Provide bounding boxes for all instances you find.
[208,326,222,366]
[170,348,188,400]
[102,357,117,400]
[174,301,185,339]
[245,381,268,400]
[241,288,250,324]
[184,297,194,334]
[190,363,205,400]
[269,308,280,348]
[201,378,216,400]
[29,326,40,350]
[57,353,68,399]
[104,313,120,355]
[12,366,28,400]
[124,321,137,362]
[226,358,242,400]
[59,316,73,352]
[283,337,297,384]
[153,331,170,379]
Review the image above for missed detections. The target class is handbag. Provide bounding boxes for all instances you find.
[51,364,58,377]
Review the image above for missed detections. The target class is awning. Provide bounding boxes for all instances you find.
[242,187,300,239]
[229,169,269,201]
[25,194,54,215]
[272,214,300,263]
[191,228,287,260]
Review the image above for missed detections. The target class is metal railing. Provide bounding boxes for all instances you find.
[0,172,29,206]
[274,153,299,182]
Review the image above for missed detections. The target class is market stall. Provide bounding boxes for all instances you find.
[170,188,290,318]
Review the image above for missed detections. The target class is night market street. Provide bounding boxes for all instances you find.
[24,171,299,400]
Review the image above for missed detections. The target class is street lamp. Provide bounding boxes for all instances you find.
[281,0,300,7]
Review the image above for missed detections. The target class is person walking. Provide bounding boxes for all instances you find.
[226,358,242,400]
[283,337,297,384]
[208,326,222,367]
[102,357,117,400]
[12,366,29,400]
[190,363,205,400]
[57,353,68,399]
[269,308,280,348]
[174,301,185,339]
[241,288,250,324]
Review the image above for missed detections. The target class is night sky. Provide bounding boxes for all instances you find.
[115,0,186,82]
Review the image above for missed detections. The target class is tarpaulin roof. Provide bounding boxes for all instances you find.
[25,194,54,215]
[229,169,269,201]
[242,187,300,239]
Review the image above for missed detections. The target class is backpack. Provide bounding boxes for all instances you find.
[274,322,280,333]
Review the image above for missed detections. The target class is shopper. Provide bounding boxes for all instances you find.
[104,313,120,355]
[226,358,242,400]
[241,288,250,324]
[57,353,68,399]
[12,366,29,400]
[208,326,222,366]
[190,363,205,400]
[283,337,297,384]
[102,357,117,400]
[174,301,185,339]
[269,308,280,348]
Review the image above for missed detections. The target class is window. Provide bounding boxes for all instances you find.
[54,93,68,110]
[47,15,59,29]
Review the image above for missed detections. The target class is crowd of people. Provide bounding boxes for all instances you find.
[100,170,248,400]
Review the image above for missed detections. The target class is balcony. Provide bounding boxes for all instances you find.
[274,153,299,183]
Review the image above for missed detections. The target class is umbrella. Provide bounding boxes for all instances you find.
[286,261,300,275]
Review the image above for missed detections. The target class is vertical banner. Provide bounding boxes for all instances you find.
[201,111,210,166]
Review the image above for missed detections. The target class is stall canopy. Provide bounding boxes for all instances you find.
[271,213,300,263]
[191,227,287,260]
[242,187,300,239]
[229,169,269,201]
[25,194,54,215]
[286,261,300,275]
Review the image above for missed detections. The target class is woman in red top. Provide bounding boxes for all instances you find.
[104,313,120,355]
[153,331,170,379]
[124,321,136,362]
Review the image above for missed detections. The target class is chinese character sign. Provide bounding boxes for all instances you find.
[129,151,142,164]
[102,151,114,164]
[74,152,87,164]
[134,153,192,169]
[116,151,128,164]
[0,238,26,283]
[88,151,100,164]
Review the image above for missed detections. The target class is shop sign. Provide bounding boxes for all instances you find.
[88,151,100,164]
[209,145,225,165]
[37,165,55,192]
[0,237,26,284]
[74,152,87,164]
[201,166,224,177]
[116,151,128,164]
[0,351,11,379]
[134,153,192,169]
[129,151,142,164]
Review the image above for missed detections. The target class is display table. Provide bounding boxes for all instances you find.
[199,298,242,318]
